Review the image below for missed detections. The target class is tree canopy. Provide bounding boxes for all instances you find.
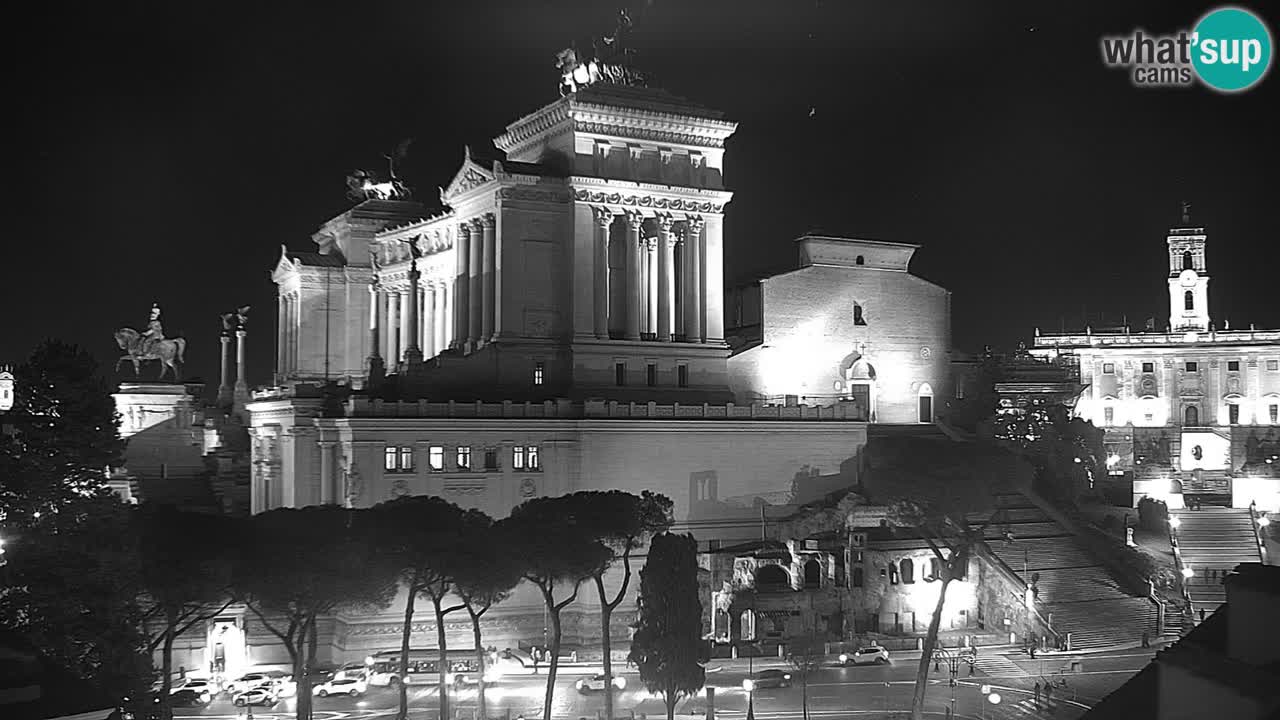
[629,532,705,720]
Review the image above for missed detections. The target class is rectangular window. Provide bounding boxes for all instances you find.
[615,362,626,386]
[646,363,657,387]
[456,446,471,470]
[527,445,540,470]
[513,446,525,470]
[1228,360,1241,372]
[399,447,414,472]
[484,450,498,470]
[385,447,397,472]
[428,446,445,471]
[385,446,414,473]
[1229,404,1240,425]
[1104,407,1114,426]
[1186,362,1199,372]
[1270,360,1279,371]
[1103,363,1115,374]
[1271,405,1278,424]
[678,365,689,388]
[533,362,544,385]
[1142,362,1155,373]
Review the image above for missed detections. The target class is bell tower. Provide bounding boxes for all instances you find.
[1167,202,1210,332]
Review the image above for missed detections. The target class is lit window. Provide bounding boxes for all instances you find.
[678,365,689,388]
[513,446,541,470]
[527,445,540,470]
[1142,362,1154,373]
[385,446,414,473]
[533,362,545,385]
[615,362,626,386]
[399,447,414,472]
[428,446,445,471]
[647,364,657,387]
[385,447,397,472]
[1186,362,1198,372]
[456,446,471,470]
[1103,363,1115,374]
[513,446,525,469]
[1104,407,1114,426]
[1228,360,1240,372]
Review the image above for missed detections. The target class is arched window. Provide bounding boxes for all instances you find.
[900,558,915,584]
[853,304,867,326]
[1183,251,1194,271]
[855,255,865,266]
[755,564,789,589]
[852,567,864,588]
[1185,405,1200,426]
[928,557,941,581]
[1185,291,1194,311]
[803,559,821,588]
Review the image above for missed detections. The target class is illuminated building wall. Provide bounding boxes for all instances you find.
[727,235,952,423]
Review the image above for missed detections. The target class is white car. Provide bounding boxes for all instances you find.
[576,674,626,693]
[313,677,368,698]
[226,673,272,695]
[232,687,279,707]
[177,679,217,695]
[838,646,890,666]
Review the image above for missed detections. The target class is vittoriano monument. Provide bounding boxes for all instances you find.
[115,303,187,381]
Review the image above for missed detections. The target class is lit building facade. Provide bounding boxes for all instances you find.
[1031,212,1280,510]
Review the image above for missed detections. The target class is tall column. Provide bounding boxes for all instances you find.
[276,295,287,380]
[398,288,412,365]
[234,329,249,403]
[481,214,496,342]
[422,285,434,358]
[442,282,453,351]
[387,291,401,364]
[367,284,385,385]
[219,333,233,406]
[468,218,484,348]
[453,224,470,350]
[646,238,659,337]
[703,215,725,342]
[625,212,643,341]
[288,294,298,374]
[404,256,423,366]
[685,217,705,343]
[435,283,447,356]
[318,441,335,505]
[657,215,675,342]
[592,207,612,339]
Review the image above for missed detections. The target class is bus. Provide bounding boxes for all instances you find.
[364,649,495,687]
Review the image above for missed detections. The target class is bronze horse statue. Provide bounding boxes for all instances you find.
[114,328,186,381]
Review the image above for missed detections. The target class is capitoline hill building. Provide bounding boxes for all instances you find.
[1031,209,1280,511]
[214,68,957,676]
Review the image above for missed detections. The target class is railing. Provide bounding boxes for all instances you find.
[1249,500,1269,564]
[342,397,872,421]
[974,542,1062,649]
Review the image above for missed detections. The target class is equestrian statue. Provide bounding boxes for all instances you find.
[115,303,187,381]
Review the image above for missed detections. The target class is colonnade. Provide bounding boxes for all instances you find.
[593,209,707,342]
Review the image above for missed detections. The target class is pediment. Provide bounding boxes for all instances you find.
[440,148,496,204]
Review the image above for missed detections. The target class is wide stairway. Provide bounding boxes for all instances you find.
[976,493,1159,650]
[1173,506,1262,623]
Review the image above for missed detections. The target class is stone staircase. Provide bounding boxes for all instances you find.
[977,493,1158,650]
[1173,506,1262,622]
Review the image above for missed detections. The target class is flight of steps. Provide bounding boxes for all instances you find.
[977,493,1158,650]
[1173,506,1262,623]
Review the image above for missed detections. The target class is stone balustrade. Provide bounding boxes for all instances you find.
[1035,329,1280,348]
[342,397,869,420]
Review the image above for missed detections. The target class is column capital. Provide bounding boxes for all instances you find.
[592,205,615,229]
[656,213,676,234]
[458,221,474,237]
[644,236,658,251]
[625,211,645,231]
[480,212,496,229]
[685,215,706,234]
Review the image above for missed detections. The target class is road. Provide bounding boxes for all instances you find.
[174,648,1155,720]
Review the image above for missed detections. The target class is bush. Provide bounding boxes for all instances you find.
[1137,497,1169,532]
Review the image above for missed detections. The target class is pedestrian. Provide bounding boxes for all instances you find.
[1142,631,1150,648]
[1034,682,1042,707]
[968,660,975,677]
[1030,644,1037,660]
[1045,681,1054,705]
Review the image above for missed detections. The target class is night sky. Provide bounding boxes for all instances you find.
[9,0,1278,392]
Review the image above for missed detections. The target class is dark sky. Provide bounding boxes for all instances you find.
[9,0,1278,391]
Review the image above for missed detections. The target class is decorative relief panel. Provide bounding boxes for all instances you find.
[497,187,572,204]
[520,477,537,498]
[573,189,723,214]
[572,121,726,149]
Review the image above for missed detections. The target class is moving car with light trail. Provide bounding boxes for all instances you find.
[231,687,278,707]
[750,669,792,688]
[313,677,367,697]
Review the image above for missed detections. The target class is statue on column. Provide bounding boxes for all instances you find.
[234,305,251,331]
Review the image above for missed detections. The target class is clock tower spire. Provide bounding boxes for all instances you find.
[1167,201,1210,332]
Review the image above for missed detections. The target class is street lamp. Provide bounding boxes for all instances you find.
[1258,515,1271,528]
[1182,566,1195,579]
[1169,516,1182,530]
[741,679,755,720]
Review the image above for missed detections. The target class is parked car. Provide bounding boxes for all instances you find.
[750,669,793,688]
[335,662,367,680]
[170,688,212,707]
[226,673,272,695]
[232,687,279,707]
[838,645,890,666]
[313,677,368,698]
[178,678,217,695]
[575,674,626,693]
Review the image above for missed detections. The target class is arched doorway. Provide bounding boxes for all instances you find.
[917,383,934,423]
[803,559,821,588]
[756,564,790,590]
[840,352,877,421]
[1184,405,1200,426]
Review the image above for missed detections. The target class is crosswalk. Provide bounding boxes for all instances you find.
[969,653,1029,678]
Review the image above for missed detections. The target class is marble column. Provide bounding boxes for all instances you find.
[592,207,612,339]
[625,212,643,341]
[657,215,675,342]
[481,214,496,342]
[436,283,448,356]
[318,441,335,505]
[368,285,381,361]
[219,334,233,406]
[399,288,413,365]
[276,296,287,379]
[404,259,423,366]
[703,215,725,342]
[646,238,659,337]
[287,294,298,374]
[387,291,401,364]
[468,218,484,348]
[422,285,434,358]
[454,224,470,350]
[685,217,705,343]
[234,329,249,400]
[442,282,453,352]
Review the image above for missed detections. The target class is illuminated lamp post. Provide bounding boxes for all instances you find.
[978,685,1001,720]
[742,678,755,720]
